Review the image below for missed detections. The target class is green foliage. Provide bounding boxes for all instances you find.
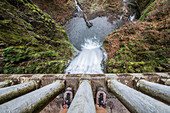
[0,41,6,46]
[106,27,169,73]
[0,0,74,74]
[34,50,57,60]
[107,59,156,73]
[2,46,31,63]
[139,0,156,21]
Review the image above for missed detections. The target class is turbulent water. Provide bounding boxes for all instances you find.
[65,0,129,74]
[65,38,104,74]
[65,17,118,50]
[65,16,119,74]
[74,0,82,12]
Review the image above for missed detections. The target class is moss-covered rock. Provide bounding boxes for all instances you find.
[104,0,170,73]
[136,0,154,12]
[33,0,75,25]
[0,0,74,74]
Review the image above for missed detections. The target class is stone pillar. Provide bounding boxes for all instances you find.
[0,80,39,104]
[137,79,170,104]
[165,79,170,86]
[67,80,96,113]
[107,79,170,113]
[0,80,12,88]
[0,80,65,113]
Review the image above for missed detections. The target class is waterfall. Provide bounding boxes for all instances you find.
[65,1,118,74]
[65,0,140,74]
[65,48,104,74]
[121,0,136,21]
[65,37,104,74]
[74,0,82,12]
[129,13,136,21]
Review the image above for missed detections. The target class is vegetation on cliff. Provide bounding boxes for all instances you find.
[0,0,169,74]
[33,0,75,25]
[105,0,170,73]
[0,0,74,74]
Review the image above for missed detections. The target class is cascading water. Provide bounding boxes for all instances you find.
[65,15,119,74]
[65,0,112,74]
[66,37,104,74]
[65,0,136,74]
[129,13,136,21]
[120,0,138,21]
[74,0,82,12]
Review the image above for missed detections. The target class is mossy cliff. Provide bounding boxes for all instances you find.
[136,0,154,12]
[0,0,74,74]
[33,0,75,25]
[104,0,170,73]
[78,0,122,12]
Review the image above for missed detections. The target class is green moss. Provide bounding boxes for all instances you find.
[137,0,154,12]
[7,80,12,86]
[2,46,32,63]
[107,57,166,73]
[128,66,135,73]
[25,3,36,10]
[0,0,74,74]
[0,41,6,46]
[112,69,119,73]
[139,0,156,21]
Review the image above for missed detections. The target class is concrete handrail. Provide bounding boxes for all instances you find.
[0,80,39,104]
[137,79,170,104]
[0,80,12,88]
[67,80,96,113]
[107,79,170,113]
[0,80,65,113]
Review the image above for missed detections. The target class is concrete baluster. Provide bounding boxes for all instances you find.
[67,80,96,113]
[0,80,12,88]
[0,80,65,113]
[0,80,39,104]
[107,79,170,113]
[137,79,170,104]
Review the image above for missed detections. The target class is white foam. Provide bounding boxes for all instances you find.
[81,36,102,49]
[129,13,136,21]
[74,0,82,12]
[65,37,104,74]
[120,15,123,20]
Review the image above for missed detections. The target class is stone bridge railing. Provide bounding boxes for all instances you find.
[0,73,170,113]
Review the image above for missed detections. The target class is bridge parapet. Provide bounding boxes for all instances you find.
[0,73,169,113]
